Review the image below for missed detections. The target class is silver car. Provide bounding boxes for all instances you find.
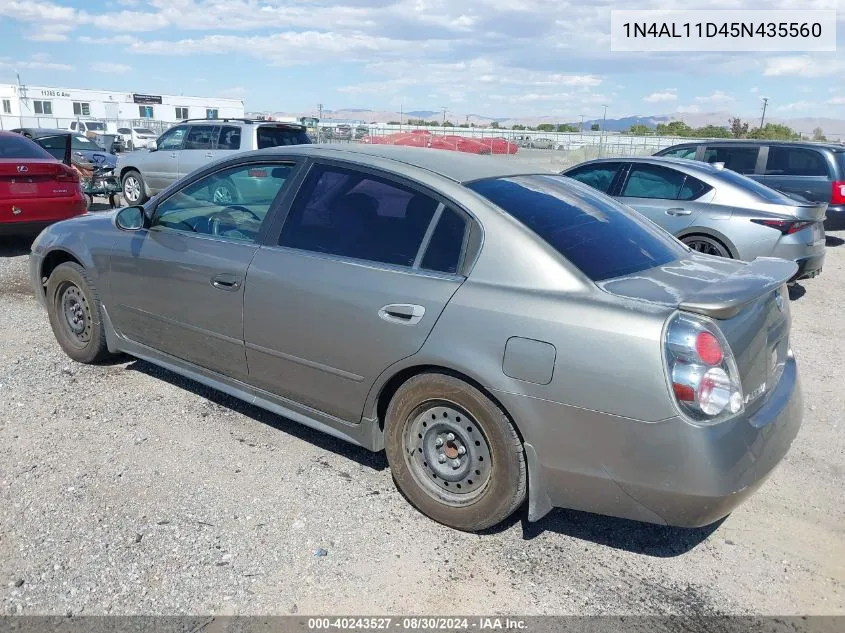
[116,118,311,206]
[562,157,827,279]
[30,145,802,532]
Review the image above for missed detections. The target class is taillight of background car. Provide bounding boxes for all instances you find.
[831,181,845,205]
[664,313,744,424]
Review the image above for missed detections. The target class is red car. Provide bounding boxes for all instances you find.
[1,131,86,236]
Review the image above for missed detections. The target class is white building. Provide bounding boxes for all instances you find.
[0,82,245,132]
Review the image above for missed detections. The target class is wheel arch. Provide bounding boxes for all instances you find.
[38,249,86,295]
[675,227,739,259]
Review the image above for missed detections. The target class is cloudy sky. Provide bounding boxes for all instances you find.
[0,0,843,120]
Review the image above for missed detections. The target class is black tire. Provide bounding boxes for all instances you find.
[108,193,120,209]
[384,372,527,532]
[45,262,113,364]
[122,169,148,205]
[84,194,93,210]
[681,234,732,258]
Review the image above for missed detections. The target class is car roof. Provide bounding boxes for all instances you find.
[662,139,845,151]
[567,155,728,174]
[14,128,71,138]
[249,144,551,183]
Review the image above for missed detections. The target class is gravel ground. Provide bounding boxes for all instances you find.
[0,214,843,617]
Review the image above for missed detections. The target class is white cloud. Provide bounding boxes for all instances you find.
[763,55,845,78]
[91,62,132,74]
[643,89,677,103]
[0,57,74,72]
[750,86,759,93]
[216,86,246,99]
[826,96,845,105]
[676,105,701,114]
[694,91,734,104]
[777,101,814,112]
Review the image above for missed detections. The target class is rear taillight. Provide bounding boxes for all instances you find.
[664,313,744,424]
[750,218,813,234]
[55,164,80,183]
[831,181,845,205]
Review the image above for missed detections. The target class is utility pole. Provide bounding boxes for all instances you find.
[400,104,403,132]
[579,114,584,133]
[760,97,769,129]
[599,104,608,157]
[317,103,323,142]
[441,106,447,127]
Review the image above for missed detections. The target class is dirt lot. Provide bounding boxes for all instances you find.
[0,215,843,617]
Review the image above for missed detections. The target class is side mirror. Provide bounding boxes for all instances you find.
[115,206,146,231]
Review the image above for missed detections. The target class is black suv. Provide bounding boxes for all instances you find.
[654,140,845,228]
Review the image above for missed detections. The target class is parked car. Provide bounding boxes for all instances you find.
[354,125,370,140]
[530,137,555,150]
[654,140,845,228]
[12,128,118,170]
[115,118,311,205]
[562,156,826,279]
[335,124,352,141]
[68,120,108,139]
[30,145,802,532]
[0,130,86,235]
[117,127,159,151]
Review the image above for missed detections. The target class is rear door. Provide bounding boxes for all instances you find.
[243,161,470,422]
[615,162,710,235]
[759,145,834,203]
[701,145,762,178]
[177,124,221,179]
[144,125,187,191]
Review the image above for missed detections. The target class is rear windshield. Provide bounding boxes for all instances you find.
[715,167,802,204]
[134,128,155,135]
[468,175,682,281]
[0,134,55,160]
[85,122,106,131]
[256,125,311,148]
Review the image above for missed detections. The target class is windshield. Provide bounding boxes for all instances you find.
[0,134,55,160]
[467,174,683,282]
[134,128,155,135]
[36,134,104,152]
[84,122,106,131]
[256,125,311,148]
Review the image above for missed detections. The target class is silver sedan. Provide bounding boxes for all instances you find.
[30,145,802,532]
[562,156,827,279]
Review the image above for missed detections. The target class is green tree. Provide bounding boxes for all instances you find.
[655,120,693,136]
[489,121,500,129]
[511,124,526,130]
[458,123,469,128]
[627,124,651,136]
[537,123,555,132]
[387,120,401,125]
[813,126,827,141]
[557,123,578,133]
[590,123,600,131]
[748,123,800,140]
[729,117,749,138]
[693,125,731,138]
[442,120,454,127]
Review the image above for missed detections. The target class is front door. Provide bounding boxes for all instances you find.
[145,124,187,192]
[177,125,221,180]
[615,162,704,235]
[108,159,297,378]
[243,163,470,422]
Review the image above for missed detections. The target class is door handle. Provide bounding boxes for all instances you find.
[170,152,177,158]
[378,304,425,326]
[205,152,214,158]
[211,274,241,291]
[666,207,691,216]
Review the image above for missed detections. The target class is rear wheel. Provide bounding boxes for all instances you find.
[45,262,113,364]
[682,234,732,258]
[384,373,526,532]
[122,170,147,205]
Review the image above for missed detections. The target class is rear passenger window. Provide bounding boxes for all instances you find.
[563,163,622,194]
[217,126,241,150]
[421,208,467,274]
[678,175,712,201]
[766,147,829,177]
[703,146,759,174]
[621,164,686,199]
[279,165,439,267]
[184,125,219,150]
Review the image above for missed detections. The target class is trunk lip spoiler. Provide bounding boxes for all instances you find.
[678,257,797,320]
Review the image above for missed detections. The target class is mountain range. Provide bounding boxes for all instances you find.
[247,108,845,140]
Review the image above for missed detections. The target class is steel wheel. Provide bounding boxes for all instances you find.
[404,403,492,506]
[123,174,142,204]
[682,235,731,258]
[57,282,92,349]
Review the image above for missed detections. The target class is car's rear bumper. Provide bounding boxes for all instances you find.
[496,356,802,527]
[823,204,845,230]
[0,220,59,236]
[794,253,825,279]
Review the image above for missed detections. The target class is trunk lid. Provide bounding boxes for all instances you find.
[0,159,77,200]
[763,198,828,222]
[599,255,796,413]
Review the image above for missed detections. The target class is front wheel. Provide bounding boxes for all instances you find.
[122,170,148,205]
[385,373,527,532]
[45,262,113,364]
